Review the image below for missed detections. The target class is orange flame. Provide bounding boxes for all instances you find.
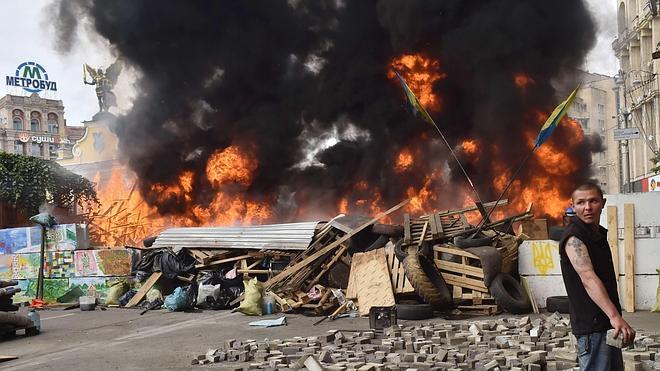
[87,145,271,246]
[395,149,414,172]
[514,73,535,89]
[389,54,447,111]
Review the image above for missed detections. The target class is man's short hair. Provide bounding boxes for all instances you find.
[571,182,604,201]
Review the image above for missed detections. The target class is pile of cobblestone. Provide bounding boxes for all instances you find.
[192,313,659,370]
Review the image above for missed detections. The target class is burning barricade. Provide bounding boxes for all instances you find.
[114,197,535,320]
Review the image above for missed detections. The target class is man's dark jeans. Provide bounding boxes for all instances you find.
[576,331,624,370]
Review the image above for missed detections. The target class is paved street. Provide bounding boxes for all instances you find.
[1,308,658,370]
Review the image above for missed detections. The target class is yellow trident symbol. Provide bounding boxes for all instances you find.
[532,242,555,275]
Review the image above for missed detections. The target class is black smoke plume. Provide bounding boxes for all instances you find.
[52,0,598,222]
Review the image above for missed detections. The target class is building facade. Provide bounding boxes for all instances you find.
[568,72,620,194]
[613,0,660,192]
[0,93,74,160]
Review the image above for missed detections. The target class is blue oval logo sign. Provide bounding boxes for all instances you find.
[5,61,58,93]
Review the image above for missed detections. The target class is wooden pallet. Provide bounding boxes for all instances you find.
[383,243,414,294]
[452,286,495,305]
[457,304,499,315]
[433,245,489,294]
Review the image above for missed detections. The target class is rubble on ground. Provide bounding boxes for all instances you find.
[191,313,660,370]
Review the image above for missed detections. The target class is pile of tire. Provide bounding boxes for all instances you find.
[394,240,452,320]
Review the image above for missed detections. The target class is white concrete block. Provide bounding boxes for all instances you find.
[519,240,562,276]
[520,275,567,309]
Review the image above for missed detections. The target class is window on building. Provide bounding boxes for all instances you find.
[49,144,58,159]
[47,113,58,134]
[578,118,589,130]
[31,142,42,156]
[13,117,23,130]
[597,104,604,114]
[30,118,40,132]
[14,142,25,154]
[599,119,605,131]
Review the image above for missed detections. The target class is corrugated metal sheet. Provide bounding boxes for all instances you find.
[152,221,321,250]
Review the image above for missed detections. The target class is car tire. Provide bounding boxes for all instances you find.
[546,296,570,313]
[396,303,434,320]
[402,253,452,309]
[488,273,532,314]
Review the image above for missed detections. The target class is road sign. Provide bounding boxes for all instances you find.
[613,127,641,141]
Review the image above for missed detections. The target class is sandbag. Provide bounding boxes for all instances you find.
[105,280,130,305]
[238,278,263,316]
[197,283,221,307]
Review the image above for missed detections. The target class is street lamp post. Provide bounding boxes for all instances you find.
[614,71,632,193]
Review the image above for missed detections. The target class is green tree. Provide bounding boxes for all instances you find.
[0,153,99,214]
[652,153,660,174]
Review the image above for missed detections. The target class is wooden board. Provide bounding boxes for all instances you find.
[264,199,409,289]
[350,248,395,316]
[606,206,620,282]
[384,243,414,294]
[623,203,635,313]
[125,272,162,308]
[346,257,358,300]
[0,356,19,363]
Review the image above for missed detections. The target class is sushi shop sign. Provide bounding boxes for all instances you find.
[6,61,58,93]
[17,133,57,144]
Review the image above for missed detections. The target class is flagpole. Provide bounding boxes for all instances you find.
[426,116,485,206]
[394,72,485,206]
[471,145,538,236]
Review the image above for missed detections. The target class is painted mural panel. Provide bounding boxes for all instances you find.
[69,277,124,302]
[0,254,12,280]
[11,278,70,303]
[74,249,132,277]
[45,251,76,278]
[12,253,41,279]
[0,224,84,254]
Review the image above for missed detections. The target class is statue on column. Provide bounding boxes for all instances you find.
[83,60,122,113]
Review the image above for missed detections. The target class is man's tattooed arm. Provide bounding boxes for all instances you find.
[566,236,594,274]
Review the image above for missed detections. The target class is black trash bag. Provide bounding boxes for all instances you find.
[197,271,223,286]
[159,250,196,279]
[135,250,160,273]
[119,289,137,306]
[214,285,244,309]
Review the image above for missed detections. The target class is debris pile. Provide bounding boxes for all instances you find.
[191,313,660,370]
[121,198,535,320]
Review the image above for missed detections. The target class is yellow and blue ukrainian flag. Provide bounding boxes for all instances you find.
[534,86,580,148]
[395,72,436,126]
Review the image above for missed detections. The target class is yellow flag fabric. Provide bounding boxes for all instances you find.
[534,86,580,148]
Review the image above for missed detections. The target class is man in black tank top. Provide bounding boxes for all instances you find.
[559,183,635,371]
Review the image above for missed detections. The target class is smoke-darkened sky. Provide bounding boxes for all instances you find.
[43,0,604,221]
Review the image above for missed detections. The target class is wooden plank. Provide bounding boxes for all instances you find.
[417,221,429,247]
[403,213,412,244]
[384,243,414,294]
[624,203,635,313]
[435,260,484,278]
[433,246,479,259]
[441,273,489,292]
[606,206,620,281]
[195,254,257,269]
[346,257,358,300]
[429,213,440,238]
[0,356,19,363]
[351,249,395,316]
[264,199,409,289]
[433,213,444,236]
[520,276,539,314]
[126,272,162,308]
